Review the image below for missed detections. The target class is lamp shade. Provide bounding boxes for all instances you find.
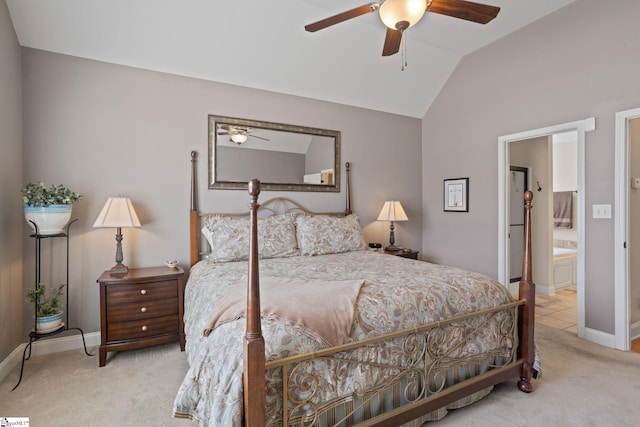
[377,200,408,222]
[93,197,141,228]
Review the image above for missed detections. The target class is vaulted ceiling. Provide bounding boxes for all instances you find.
[6,0,575,118]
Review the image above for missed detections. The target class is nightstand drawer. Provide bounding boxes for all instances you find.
[107,314,179,342]
[107,297,178,322]
[106,280,177,303]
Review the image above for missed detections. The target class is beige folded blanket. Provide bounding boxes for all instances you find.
[204,276,365,347]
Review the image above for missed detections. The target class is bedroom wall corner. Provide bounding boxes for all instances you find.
[0,0,24,363]
[421,0,640,335]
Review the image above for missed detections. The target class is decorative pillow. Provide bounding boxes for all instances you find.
[202,213,298,262]
[295,214,367,256]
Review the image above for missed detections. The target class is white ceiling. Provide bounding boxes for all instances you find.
[6,0,575,118]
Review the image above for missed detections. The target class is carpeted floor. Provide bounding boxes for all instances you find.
[1,324,639,426]
[0,341,191,426]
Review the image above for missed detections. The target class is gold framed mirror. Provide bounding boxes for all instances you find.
[208,115,340,192]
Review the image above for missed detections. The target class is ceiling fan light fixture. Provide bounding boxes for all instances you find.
[230,132,248,144]
[379,0,427,30]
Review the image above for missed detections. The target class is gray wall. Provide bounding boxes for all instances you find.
[0,0,23,362]
[217,146,305,184]
[422,0,640,334]
[17,48,422,340]
[305,136,334,175]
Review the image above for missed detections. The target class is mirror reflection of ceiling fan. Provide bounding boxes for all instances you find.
[217,124,270,145]
[305,0,500,57]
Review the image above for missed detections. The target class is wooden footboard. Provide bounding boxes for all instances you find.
[188,152,535,426]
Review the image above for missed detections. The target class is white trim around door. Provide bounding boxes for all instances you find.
[614,107,640,351]
[498,118,592,340]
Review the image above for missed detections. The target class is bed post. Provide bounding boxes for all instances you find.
[190,150,199,267]
[345,162,352,215]
[244,179,266,425]
[517,190,535,393]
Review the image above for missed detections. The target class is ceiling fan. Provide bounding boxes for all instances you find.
[217,125,270,145]
[305,0,501,57]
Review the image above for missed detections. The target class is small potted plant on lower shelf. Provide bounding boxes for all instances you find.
[26,283,66,333]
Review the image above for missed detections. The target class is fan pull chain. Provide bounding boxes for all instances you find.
[401,32,408,71]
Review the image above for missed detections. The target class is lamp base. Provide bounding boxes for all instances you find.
[384,245,403,252]
[109,262,129,276]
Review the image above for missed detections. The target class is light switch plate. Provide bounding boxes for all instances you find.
[592,204,612,219]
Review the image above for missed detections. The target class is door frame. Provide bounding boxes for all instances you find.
[614,107,640,350]
[498,118,591,339]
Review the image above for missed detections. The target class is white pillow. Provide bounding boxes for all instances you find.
[295,214,367,256]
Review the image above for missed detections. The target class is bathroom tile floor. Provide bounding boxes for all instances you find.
[535,286,640,353]
[535,287,578,334]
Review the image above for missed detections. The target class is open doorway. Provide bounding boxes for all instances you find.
[508,133,578,300]
[498,119,590,341]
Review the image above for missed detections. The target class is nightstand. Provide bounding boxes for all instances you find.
[384,249,419,260]
[97,266,185,367]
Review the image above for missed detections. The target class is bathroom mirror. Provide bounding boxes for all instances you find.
[208,115,340,192]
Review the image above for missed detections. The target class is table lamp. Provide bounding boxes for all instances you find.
[377,200,408,251]
[93,197,141,274]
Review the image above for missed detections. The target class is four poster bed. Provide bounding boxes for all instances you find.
[173,151,537,426]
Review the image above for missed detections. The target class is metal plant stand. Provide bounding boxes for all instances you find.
[12,219,93,391]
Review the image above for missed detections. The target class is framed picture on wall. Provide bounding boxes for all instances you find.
[444,178,469,212]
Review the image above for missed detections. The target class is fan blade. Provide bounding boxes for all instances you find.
[218,131,230,135]
[428,0,500,24]
[250,135,270,141]
[305,2,379,32]
[382,27,402,56]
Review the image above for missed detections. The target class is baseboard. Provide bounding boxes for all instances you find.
[630,321,640,340]
[583,326,616,349]
[509,281,554,297]
[534,283,555,296]
[0,331,100,384]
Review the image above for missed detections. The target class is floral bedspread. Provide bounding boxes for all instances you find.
[172,251,515,426]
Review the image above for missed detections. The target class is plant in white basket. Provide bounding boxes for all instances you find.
[22,182,82,235]
[26,283,66,332]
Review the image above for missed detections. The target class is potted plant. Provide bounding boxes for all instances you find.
[22,182,82,235]
[26,283,66,332]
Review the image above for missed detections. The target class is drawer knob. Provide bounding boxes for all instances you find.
[140,289,147,295]
[141,325,148,332]
[141,307,147,313]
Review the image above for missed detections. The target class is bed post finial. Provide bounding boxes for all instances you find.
[518,190,535,393]
[190,151,199,267]
[345,162,352,215]
[248,178,261,201]
[244,178,266,424]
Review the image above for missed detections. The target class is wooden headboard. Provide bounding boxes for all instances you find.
[189,150,352,267]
